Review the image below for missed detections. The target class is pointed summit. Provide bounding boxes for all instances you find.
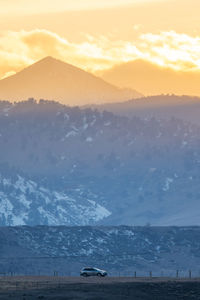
[38,56,55,62]
[0,57,141,105]
[41,55,55,61]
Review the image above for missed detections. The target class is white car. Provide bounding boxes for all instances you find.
[80,267,107,277]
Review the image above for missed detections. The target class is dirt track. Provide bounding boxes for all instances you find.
[0,276,200,299]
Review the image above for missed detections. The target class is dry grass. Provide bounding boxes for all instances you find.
[0,276,200,299]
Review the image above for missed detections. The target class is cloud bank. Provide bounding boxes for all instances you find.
[1,29,200,79]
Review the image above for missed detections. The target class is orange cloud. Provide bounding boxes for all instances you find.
[0,29,142,78]
[140,31,200,71]
[1,29,200,80]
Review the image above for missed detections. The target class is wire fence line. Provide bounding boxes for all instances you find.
[0,256,199,279]
[0,269,199,279]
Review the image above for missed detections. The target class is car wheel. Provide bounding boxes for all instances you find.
[82,273,88,277]
[97,273,102,277]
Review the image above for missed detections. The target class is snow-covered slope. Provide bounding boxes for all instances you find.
[0,174,110,226]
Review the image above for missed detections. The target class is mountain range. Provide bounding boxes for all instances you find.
[1,225,200,275]
[0,100,200,226]
[98,59,200,97]
[0,57,142,105]
[91,94,200,125]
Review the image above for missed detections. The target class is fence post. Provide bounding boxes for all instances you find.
[149,271,152,278]
[189,270,191,279]
[176,270,179,278]
[134,271,136,278]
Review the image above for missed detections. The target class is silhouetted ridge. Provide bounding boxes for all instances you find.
[0,57,141,105]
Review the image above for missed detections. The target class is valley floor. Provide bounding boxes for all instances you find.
[0,276,200,299]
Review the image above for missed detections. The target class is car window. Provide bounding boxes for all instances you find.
[83,267,99,271]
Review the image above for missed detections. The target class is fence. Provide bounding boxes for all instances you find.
[0,255,199,279]
[0,269,199,279]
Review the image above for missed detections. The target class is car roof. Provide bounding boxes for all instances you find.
[82,267,99,270]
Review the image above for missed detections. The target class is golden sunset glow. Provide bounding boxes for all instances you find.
[0,0,167,15]
[1,0,200,95]
[1,29,200,78]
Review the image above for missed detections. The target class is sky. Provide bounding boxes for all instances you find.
[1,0,200,95]
[0,0,167,14]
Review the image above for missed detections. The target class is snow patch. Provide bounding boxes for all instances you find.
[163,177,174,191]
[86,137,93,142]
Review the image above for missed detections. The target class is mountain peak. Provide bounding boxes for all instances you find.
[0,57,142,105]
[36,56,65,65]
[41,55,55,61]
[28,56,70,69]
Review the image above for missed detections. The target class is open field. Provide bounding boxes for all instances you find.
[0,276,200,299]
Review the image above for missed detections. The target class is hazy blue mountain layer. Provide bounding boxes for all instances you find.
[0,99,200,226]
[91,95,200,125]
